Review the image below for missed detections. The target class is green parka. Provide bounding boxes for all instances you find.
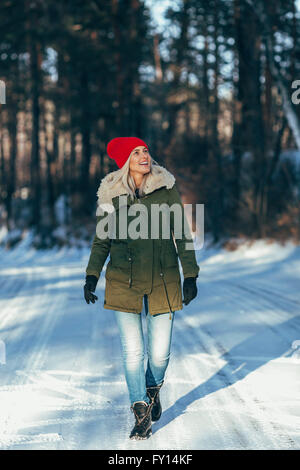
[85,163,199,316]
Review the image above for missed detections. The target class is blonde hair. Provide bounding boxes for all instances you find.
[114,152,160,201]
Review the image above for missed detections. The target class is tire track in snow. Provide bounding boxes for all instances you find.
[168,327,249,449]
[59,308,104,450]
[0,263,68,449]
[221,280,300,449]
[224,279,300,312]
[197,280,299,449]
[222,279,300,346]
[247,282,300,307]
[0,273,32,333]
[199,322,297,449]
[57,291,124,450]
[173,315,275,449]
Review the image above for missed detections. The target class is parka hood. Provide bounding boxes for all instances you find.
[96,163,176,207]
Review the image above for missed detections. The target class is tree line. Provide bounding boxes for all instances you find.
[0,0,299,248]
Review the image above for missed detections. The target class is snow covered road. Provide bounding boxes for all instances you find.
[0,237,299,449]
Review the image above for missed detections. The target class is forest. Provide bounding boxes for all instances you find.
[0,0,299,248]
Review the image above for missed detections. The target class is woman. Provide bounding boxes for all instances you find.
[84,137,199,440]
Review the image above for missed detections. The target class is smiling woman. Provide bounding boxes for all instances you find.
[84,136,199,441]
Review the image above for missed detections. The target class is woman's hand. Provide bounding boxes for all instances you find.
[183,277,198,305]
[84,275,98,304]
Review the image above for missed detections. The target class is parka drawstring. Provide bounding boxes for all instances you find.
[128,256,132,287]
[159,258,173,321]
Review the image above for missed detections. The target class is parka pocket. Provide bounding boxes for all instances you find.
[106,240,133,287]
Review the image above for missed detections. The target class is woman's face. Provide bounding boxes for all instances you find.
[129,146,151,175]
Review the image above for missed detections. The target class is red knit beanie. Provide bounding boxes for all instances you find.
[106,137,149,168]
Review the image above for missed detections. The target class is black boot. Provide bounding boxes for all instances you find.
[129,401,152,440]
[146,381,163,422]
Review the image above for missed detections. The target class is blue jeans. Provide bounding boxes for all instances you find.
[114,295,175,405]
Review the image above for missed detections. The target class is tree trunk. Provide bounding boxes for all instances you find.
[211,0,224,241]
[245,0,300,149]
[29,36,42,229]
[234,0,265,236]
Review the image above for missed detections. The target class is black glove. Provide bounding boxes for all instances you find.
[84,275,98,304]
[183,277,198,305]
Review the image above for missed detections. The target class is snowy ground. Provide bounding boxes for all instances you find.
[0,235,300,450]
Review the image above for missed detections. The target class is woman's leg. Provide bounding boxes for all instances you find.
[114,309,150,405]
[145,309,175,388]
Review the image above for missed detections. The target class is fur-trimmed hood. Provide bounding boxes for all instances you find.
[96,163,176,207]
